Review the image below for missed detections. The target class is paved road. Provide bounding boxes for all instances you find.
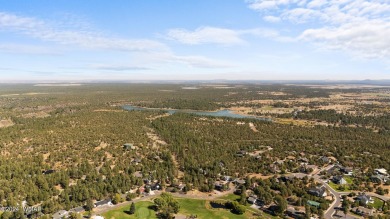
[289,164,389,219]
[321,179,341,219]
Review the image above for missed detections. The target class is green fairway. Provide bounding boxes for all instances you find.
[220,193,241,202]
[177,198,251,219]
[102,201,157,219]
[103,198,273,219]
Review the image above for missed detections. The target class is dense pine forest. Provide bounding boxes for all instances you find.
[0,83,389,218]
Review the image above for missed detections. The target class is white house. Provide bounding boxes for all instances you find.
[375,168,388,176]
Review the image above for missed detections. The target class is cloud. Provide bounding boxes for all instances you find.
[263,15,281,23]
[300,20,390,58]
[165,26,291,45]
[0,43,61,55]
[172,55,234,68]
[0,12,167,52]
[245,0,390,59]
[165,26,245,45]
[91,64,151,71]
[0,12,233,70]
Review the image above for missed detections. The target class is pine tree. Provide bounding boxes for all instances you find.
[129,202,135,215]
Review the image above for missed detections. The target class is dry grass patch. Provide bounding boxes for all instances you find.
[0,119,14,128]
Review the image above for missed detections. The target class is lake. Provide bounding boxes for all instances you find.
[123,105,272,121]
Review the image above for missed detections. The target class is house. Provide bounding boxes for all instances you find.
[69,206,84,213]
[307,200,321,208]
[374,168,388,176]
[352,207,374,216]
[234,179,246,186]
[327,166,341,175]
[247,196,257,204]
[236,150,247,157]
[151,183,161,191]
[177,184,186,191]
[340,167,353,175]
[214,181,228,191]
[371,174,389,183]
[94,199,112,208]
[332,175,347,185]
[52,210,69,219]
[308,186,327,197]
[222,176,232,182]
[123,143,136,150]
[298,157,309,163]
[143,178,151,185]
[287,207,306,219]
[319,156,330,163]
[356,194,374,205]
[269,164,280,173]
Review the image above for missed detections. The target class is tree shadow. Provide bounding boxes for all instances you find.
[148,205,158,211]
[123,210,133,215]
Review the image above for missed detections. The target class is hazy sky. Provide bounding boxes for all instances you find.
[0,0,389,81]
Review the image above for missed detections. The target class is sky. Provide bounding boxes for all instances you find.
[0,0,389,81]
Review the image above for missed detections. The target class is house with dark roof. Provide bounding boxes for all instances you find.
[247,196,257,204]
[355,194,374,205]
[371,174,389,183]
[286,207,306,219]
[352,207,374,216]
[332,175,347,185]
[319,156,330,164]
[151,183,161,191]
[222,175,232,182]
[340,167,353,175]
[214,181,228,191]
[94,199,112,208]
[308,186,327,197]
[234,179,246,186]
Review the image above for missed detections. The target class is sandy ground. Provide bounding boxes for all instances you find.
[94,142,108,151]
[247,173,273,179]
[249,122,258,132]
[94,109,123,112]
[172,155,185,179]
[22,111,51,118]
[145,125,168,149]
[0,119,14,128]
[379,185,390,197]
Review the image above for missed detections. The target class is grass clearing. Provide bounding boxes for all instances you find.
[219,193,240,202]
[328,178,352,192]
[102,201,157,219]
[368,197,384,210]
[177,198,255,219]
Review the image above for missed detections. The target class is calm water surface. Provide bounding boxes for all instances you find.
[123,105,272,121]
